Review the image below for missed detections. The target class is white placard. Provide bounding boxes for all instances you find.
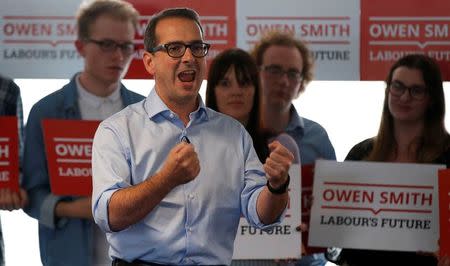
[309,159,443,252]
[232,164,301,259]
[237,0,360,80]
[1,0,83,78]
[2,0,361,80]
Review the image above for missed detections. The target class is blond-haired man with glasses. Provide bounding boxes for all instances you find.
[23,1,144,265]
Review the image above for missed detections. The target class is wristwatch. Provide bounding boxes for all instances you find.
[266,174,290,194]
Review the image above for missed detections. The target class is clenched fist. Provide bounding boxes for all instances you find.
[160,141,201,187]
[264,140,294,189]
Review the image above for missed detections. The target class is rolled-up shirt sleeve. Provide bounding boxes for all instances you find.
[239,130,287,229]
[91,121,131,233]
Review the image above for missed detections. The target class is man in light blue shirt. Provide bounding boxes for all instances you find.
[92,8,294,266]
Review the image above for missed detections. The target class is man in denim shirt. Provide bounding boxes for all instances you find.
[22,1,143,265]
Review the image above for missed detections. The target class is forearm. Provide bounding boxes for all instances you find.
[107,171,175,231]
[256,187,288,224]
[55,197,92,220]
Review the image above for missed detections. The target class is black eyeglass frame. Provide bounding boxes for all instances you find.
[261,64,303,83]
[388,80,428,100]
[149,41,211,58]
[84,38,136,55]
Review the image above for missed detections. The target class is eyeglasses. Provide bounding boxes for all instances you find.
[261,65,303,83]
[389,80,428,100]
[84,38,135,56]
[149,41,210,58]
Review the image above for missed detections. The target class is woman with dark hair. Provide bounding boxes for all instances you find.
[206,48,263,149]
[206,48,300,163]
[326,54,450,266]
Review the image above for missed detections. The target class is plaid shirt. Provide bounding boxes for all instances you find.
[0,75,21,115]
[0,74,24,154]
[0,74,24,266]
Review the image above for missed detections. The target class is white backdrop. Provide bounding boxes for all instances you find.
[3,79,450,265]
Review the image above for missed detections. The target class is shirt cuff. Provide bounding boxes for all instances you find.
[247,187,287,229]
[93,188,117,233]
[40,194,68,229]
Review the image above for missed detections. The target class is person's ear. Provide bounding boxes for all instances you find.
[142,51,156,75]
[295,81,305,98]
[74,40,85,58]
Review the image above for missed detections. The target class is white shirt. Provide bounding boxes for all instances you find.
[76,74,123,265]
[76,76,123,121]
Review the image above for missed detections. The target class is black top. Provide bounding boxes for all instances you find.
[326,138,450,266]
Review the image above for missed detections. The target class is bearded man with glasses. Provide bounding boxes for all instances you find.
[22,1,144,265]
[91,7,295,266]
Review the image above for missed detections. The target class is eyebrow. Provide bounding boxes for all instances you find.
[268,64,301,72]
[163,39,204,44]
[93,38,133,42]
[392,80,426,88]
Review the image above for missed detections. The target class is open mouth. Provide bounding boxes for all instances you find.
[178,70,196,82]
[108,66,123,72]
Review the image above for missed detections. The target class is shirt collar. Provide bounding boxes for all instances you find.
[286,105,305,133]
[76,74,121,108]
[144,87,208,122]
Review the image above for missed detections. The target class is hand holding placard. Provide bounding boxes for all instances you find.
[0,117,19,193]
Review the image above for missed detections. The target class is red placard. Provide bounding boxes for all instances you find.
[360,0,450,81]
[438,169,450,257]
[125,0,236,79]
[42,119,100,196]
[0,116,19,192]
[301,164,326,254]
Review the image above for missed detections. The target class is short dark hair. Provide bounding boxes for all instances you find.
[144,8,203,51]
[76,0,139,40]
[206,49,261,139]
[251,31,314,86]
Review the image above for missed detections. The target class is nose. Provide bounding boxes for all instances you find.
[278,72,290,86]
[181,47,195,62]
[399,88,412,101]
[231,86,245,95]
[112,46,125,61]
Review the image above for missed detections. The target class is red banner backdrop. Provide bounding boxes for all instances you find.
[360,0,450,80]
[438,169,450,257]
[125,0,236,79]
[0,117,19,192]
[42,119,100,196]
